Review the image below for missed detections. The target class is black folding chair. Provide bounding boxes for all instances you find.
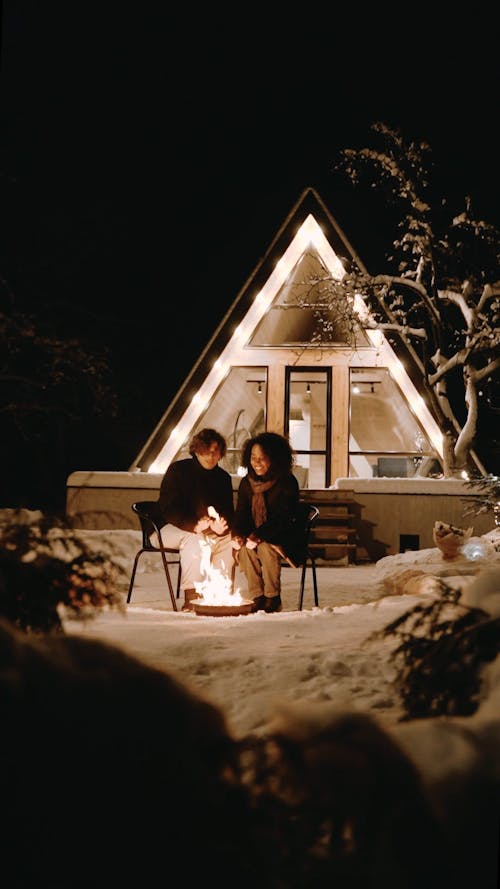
[290,502,320,610]
[299,502,319,611]
[127,501,181,611]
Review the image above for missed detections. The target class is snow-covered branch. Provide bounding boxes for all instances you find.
[477,282,500,312]
[437,289,474,326]
[377,322,427,339]
[471,356,500,384]
[428,348,471,385]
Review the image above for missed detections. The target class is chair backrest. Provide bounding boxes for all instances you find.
[288,501,319,566]
[299,501,319,545]
[131,501,163,550]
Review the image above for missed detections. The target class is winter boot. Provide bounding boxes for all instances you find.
[252,594,266,612]
[264,595,282,613]
[182,588,201,612]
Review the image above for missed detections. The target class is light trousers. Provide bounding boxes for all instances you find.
[237,542,282,598]
[153,525,234,591]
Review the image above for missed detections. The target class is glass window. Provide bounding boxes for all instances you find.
[171,368,267,477]
[250,248,370,347]
[349,368,442,477]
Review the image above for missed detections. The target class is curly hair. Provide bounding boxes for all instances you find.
[240,432,295,480]
[189,428,227,458]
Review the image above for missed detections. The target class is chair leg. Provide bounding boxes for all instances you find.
[176,563,182,599]
[127,550,144,604]
[298,556,319,610]
[311,556,319,607]
[128,547,180,610]
[298,562,307,611]
[160,549,178,611]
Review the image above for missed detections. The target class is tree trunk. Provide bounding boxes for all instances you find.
[441,429,457,477]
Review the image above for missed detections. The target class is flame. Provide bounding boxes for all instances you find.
[193,536,244,606]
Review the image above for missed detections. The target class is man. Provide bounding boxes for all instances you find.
[156,428,235,611]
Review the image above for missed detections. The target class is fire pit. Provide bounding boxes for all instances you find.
[193,597,256,617]
[190,522,255,617]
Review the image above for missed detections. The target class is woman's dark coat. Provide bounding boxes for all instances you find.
[232,474,306,566]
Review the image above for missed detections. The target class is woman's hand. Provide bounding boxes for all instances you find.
[231,536,245,550]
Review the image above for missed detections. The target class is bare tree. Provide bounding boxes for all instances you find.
[1,275,118,509]
[306,123,500,477]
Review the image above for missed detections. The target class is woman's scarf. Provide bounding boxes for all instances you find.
[248,476,276,527]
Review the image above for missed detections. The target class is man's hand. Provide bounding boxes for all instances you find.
[194,516,211,534]
[231,536,244,550]
[209,516,228,536]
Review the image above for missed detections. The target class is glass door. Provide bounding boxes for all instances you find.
[285,368,331,488]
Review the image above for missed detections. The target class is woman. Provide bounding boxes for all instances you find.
[156,428,235,611]
[232,432,304,613]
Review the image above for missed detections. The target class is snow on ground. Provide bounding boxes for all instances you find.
[66,526,500,742]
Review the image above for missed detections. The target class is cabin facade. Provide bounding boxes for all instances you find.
[132,188,453,486]
[66,188,494,556]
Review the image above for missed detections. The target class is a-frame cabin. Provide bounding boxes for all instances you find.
[67,188,495,555]
[132,187,446,487]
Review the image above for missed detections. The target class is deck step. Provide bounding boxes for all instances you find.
[301,489,360,564]
[312,527,357,541]
[309,543,357,559]
[316,507,354,518]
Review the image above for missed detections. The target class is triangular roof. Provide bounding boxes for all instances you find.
[132,187,478,475]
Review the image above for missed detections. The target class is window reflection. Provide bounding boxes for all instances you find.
[349,368,441,477]
[171,368,267,477]
[251,249,370,347]
[288,369,329,488]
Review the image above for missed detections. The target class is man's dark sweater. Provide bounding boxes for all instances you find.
[158,456,235,531]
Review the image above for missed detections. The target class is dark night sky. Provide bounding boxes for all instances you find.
[1,6,499,493]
